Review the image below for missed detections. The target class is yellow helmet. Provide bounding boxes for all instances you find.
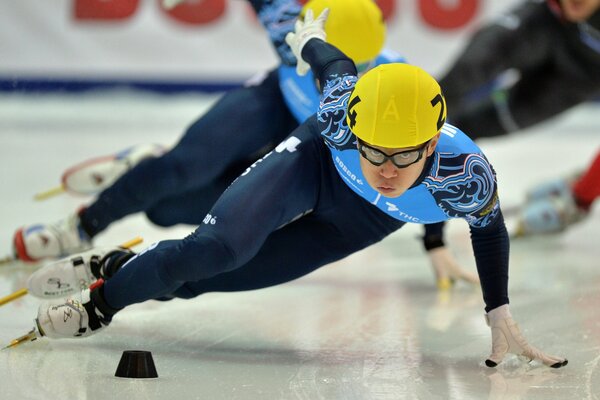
[346,63,447,148]
[301,0,386,64]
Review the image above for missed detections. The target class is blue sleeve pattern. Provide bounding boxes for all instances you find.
[255,0,302,66]
[317,75,359,150]
[423,152,500,228]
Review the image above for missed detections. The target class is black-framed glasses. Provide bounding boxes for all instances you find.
[357,139,430,169]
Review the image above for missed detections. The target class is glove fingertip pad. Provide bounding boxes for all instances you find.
[550,359,568,368]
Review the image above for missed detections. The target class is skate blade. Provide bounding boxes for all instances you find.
[1,328,41,350]
[0,255,16,266]
[119,236,143,250]
[509,220,559,239]
[33,185,66,201]
[510,225,526,239]
[508,219,530,239]
[0,288,29,307]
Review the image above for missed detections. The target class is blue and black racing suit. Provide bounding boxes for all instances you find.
[77,0,445,244]
[97,40,510,316]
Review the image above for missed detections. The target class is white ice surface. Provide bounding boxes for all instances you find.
[0,91,599,400]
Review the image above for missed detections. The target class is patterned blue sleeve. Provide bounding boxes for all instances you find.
[300,38,359,148]
[423,152,500,228]
[249,0,302,66]
[423,150,508,311]
[317,75,360,150]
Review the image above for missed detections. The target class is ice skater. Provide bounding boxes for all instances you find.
[438,0,600,235]
[26,8,566,368]
[10,0,477,288]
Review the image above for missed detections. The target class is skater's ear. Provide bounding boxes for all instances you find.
[425,133,441,157]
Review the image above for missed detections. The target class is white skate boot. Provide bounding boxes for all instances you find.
[525,177,574,203]
[61,143,165,195]
[36,286,116,339]
[13,213,92,262]
[514,190,587,236]
[26,247,134,299]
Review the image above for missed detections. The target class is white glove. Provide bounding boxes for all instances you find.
[428,247,479,290]
[162,0,186,10]
[485,305,567,368]
[284,8,329,76]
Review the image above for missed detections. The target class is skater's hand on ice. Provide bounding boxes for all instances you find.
[485,305,567,368]
[285,8,329,76]
[428,246,479,290]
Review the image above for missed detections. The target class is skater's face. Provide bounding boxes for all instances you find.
[358,133,440,198]
[560,0,600,22]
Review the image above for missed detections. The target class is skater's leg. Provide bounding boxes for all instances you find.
[81,70,298,236]
[102,124,324,308]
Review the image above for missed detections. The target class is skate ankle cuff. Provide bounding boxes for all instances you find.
[91,285,122,319]
[99,251,135,279]
[89,250,132,279]
[77,209,99,239]
[83,299,106,332]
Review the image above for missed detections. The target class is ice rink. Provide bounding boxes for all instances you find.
[0,91,599,399]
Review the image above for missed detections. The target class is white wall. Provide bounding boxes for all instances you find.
[0,0,522,84]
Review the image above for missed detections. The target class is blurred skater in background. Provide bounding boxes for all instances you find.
[438,0,600,236]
